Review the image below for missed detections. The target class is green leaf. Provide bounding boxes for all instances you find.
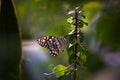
[79,31,84,43]
[53,65,67,78]
[68,54,76,64]
[70,24,74,28]
[67,34,76,44]
[77,52,87,64]
[77,44,83,52]
[80,19,88,25]
[48,64,54,70]
[78,21,84,28]
[81,15,86,19]
[67,43,87,55]
[77,43,88,53]
[84,22,88,25]
[67,44,75,55]
[81,54,87,62]
[67,17,74,24]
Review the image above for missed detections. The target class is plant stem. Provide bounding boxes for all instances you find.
[73,11,78,80]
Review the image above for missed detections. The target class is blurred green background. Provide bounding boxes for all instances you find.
[14,0,101,39]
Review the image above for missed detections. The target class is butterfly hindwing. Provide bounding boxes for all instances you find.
[37,36,66,56]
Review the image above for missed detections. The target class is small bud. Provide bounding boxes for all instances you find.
[68,10,75,15]
[75,6,79,10]
[69,29,75,35]
[78,11,82,14]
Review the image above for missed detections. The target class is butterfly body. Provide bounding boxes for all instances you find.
[37,36,66,56]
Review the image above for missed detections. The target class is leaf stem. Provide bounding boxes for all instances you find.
[73,10,78,80]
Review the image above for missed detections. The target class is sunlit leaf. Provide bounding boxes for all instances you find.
[78,52,87,64]
[69,25,75,30]
[67,17,74,24]
[48,64,54,70]
[53,64,67,78]
[81,54,87,62]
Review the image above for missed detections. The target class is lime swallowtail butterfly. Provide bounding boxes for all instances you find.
[37,36,66,56]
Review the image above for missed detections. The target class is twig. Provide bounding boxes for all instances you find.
[73,9,78,80]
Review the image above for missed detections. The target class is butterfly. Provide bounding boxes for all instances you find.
[37,36,66,56]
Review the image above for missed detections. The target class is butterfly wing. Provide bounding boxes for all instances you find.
[37,36,66,56]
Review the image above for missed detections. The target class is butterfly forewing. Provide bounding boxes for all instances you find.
[37,36,66,56]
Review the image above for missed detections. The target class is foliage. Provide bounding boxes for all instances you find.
[44,7,90,80]
[15,0,95,39]
[48,64,67,78]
